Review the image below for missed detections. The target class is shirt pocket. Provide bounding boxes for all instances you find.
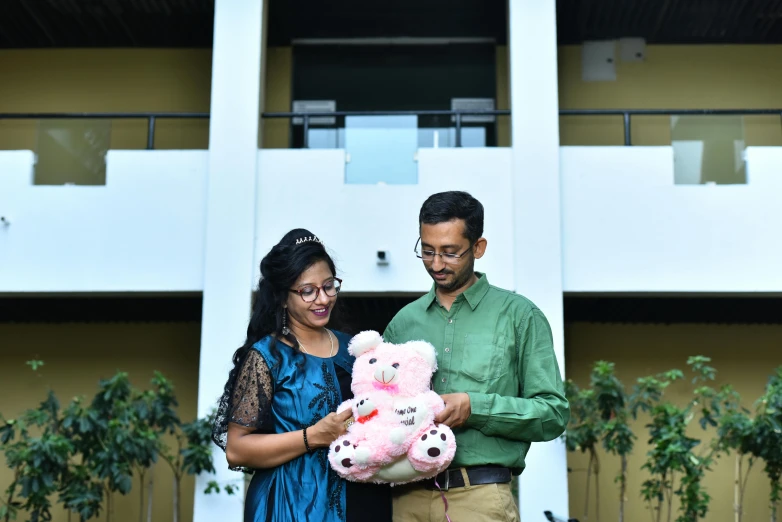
[461,333,510,383]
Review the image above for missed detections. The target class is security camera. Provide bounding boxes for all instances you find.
[376,250,389,266]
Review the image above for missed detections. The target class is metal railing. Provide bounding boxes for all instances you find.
[2,108,782,149]
[0,112,209,150]
[561,108,782,146]
[262,109,510,148]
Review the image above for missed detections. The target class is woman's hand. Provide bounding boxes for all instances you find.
[226,407,354,469]
[307,409,354,448]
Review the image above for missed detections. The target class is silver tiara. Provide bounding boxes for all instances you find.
[295,235,322,245]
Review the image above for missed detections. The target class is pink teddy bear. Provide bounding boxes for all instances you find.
[327,330,456,485]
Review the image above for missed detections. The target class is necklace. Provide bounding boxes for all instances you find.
[294,329,335,357]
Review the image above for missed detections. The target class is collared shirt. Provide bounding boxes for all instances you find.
[383,272,569,473]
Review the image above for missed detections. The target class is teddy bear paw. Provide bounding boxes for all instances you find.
[420,428,450,458]
[331,439,356,469]
[407,426,455,474]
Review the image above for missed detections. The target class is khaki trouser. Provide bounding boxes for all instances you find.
[392,468,520,522]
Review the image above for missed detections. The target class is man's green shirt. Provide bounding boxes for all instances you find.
[383,273,569,474]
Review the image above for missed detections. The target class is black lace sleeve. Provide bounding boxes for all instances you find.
[212,349,274,460]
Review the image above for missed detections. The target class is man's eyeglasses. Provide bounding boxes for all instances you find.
[289,278,342,303]
[414,238,474,265]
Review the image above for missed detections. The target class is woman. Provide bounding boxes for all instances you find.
[212,228,392,522]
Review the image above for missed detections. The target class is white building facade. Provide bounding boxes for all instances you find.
[2,1,782,521]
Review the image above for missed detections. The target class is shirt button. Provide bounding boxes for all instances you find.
[441,377,447,383]
[444,347,451,353]
[448,319,453,323]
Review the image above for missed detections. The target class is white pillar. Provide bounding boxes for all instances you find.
[193,1,266,521]
[509,0,570,520]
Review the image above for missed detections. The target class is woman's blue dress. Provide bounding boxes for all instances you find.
[241,331,372,522]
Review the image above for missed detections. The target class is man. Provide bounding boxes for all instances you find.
[383,191,569,522]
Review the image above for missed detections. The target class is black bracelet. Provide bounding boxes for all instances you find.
[303,427,312,452]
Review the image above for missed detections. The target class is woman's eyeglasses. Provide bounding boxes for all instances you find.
[289,278,342,303]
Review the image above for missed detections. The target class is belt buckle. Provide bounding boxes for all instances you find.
[441,470,450,492]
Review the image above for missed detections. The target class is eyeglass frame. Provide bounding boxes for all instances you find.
[288,277,343,302]
[413,237,475,264]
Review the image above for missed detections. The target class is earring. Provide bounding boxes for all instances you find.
[281,309,290,335]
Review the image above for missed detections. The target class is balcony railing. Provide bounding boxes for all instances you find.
[0,112,209,150]
[262,109,510,148]
[1,109,782,149]
[560,108,782,146]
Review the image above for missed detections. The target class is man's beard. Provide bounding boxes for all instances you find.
[429,263,474,292]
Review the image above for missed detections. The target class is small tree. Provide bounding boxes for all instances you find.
[592,361,636,522]
[133,372,179,522]
[0,364,235,522]
[638,356,740,522]
[631,367,685,522]
[715,395,754,522]
[0,413,23,522]
[0,391,73,522]
[564,379,604,521]
[753,368,782,522]
[64,372,161,522]
[564,361,639,522]
[147,373,238,522]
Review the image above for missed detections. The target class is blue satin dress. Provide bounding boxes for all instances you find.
[243,331,354,522]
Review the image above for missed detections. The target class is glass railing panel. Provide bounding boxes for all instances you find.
[307,128,345,149]
[671,115,745,185]
[35,119,111,185]
[344,115,418,184]
[417,127,487,148]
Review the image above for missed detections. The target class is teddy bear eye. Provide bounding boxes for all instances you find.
[392,363,400,369]
[369,358,377,364]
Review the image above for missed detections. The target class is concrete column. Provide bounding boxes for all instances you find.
[193,1,266,521]
[508,0,570,520]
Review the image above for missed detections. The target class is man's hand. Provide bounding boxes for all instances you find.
[434,393,471,428]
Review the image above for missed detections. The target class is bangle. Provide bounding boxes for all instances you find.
[303,427,312,452]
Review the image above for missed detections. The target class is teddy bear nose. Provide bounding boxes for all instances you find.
[374,365,397,384]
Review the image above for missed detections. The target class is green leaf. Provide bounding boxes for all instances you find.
[26,360,45,372]
[117,475,132,495]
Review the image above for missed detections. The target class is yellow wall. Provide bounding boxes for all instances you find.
[262,47,293,148]
[558,44,782,147]
[0,322,205,522]
[496,45,782,147]
[496,45,510,147]
[0,49,213,151]
[5,45,781,152]
[565,322,782,522]
[0,47,294,152]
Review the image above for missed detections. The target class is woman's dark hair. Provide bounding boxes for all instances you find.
[213,228,343,449]
[419,190,484,244]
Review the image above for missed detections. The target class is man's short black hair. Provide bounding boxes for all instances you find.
[419,191,484,244]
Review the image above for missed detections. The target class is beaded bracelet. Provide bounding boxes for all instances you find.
[303,427,313,452]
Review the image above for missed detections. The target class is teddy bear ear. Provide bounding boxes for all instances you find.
[407,341,438,370]
[348,330,383,357]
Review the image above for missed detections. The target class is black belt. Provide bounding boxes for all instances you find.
[422,466,512,491]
